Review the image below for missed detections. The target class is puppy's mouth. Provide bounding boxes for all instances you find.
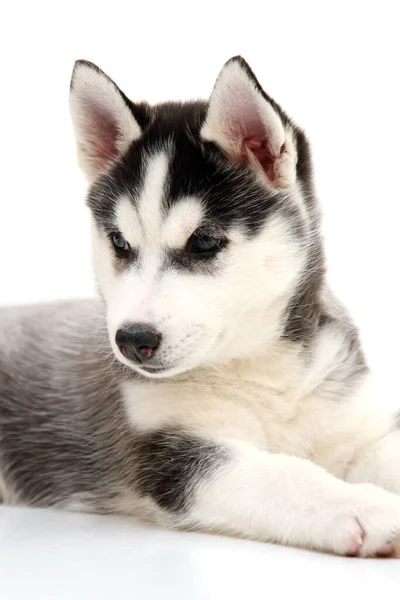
[130,359,198,379]
[127,360,173,377]
[133,364,178,379]
[137,364,167,374]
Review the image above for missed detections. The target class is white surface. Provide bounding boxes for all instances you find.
[1,506,399,600]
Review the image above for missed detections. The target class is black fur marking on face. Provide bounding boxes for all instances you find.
[87,101,287,238]
[167,234,229,274]
[134,429,229,513]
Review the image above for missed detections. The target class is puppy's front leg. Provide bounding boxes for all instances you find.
[347,422,400,495]
[136,431,400,556]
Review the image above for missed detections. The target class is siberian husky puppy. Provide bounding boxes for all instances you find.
[1,57,400,557]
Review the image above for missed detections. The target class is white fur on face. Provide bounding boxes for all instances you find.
[92,150,306,378]
[162,199,204,249]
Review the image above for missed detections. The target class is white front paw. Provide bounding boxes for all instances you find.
[320,484,400,557]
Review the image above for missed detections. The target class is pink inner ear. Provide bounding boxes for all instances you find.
[226,101,284,184]
[84,103,120,172]
[241,135,285,184]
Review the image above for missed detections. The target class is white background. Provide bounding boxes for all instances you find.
[1,2,400,596]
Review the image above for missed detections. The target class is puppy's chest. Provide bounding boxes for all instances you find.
[121,368,321,456]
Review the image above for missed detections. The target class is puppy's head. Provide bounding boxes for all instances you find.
[70,57,321,378]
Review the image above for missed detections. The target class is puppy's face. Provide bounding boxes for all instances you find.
[70,58,316,378]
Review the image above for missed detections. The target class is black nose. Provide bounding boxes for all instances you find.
[115,324,161,362]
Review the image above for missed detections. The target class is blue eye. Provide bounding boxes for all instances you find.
[189,235,222,258]
[111,232,131,253]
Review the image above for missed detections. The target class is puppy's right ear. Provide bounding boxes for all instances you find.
[69,61,141,180]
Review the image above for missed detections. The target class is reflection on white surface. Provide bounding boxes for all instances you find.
[0,506,398,599]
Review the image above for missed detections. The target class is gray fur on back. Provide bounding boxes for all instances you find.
[0,300,133,509]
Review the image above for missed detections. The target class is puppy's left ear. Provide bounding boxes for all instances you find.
[69,60,141,180]
[201,56,297,188]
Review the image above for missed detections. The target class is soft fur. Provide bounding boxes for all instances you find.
[1,57,400,557]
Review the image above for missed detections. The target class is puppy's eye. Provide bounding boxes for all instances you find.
[188,234,223,258]
[111,232,131,253]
